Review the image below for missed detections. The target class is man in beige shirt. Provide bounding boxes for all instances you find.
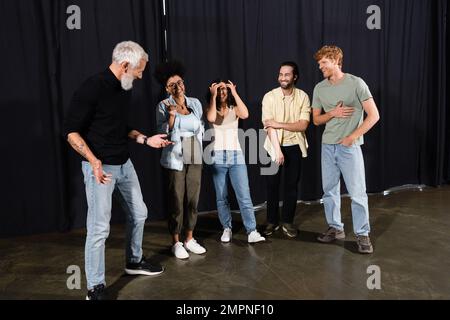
[262,61,311,238]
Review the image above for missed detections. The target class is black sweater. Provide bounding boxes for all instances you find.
[63,68,132,165]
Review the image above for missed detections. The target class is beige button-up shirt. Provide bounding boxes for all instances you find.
[262,87,311,161]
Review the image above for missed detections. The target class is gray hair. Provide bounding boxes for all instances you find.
[112,41,149,69]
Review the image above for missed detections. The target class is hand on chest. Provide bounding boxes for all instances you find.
[321,89,361,112]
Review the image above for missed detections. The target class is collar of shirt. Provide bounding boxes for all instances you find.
[167,95,200,117]
[104,68,122,89]
[282,93,294,102]
[274,86,296,100]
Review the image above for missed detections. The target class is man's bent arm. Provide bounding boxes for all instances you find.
[312,108,334,126]
[348,98,380,140]
[128,129,147,142]
[67,132,98,164]
[277,120,309,132]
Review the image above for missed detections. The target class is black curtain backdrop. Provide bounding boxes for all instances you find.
[1,0,165,236]
[0,0,448,237]
[166,0,450,207]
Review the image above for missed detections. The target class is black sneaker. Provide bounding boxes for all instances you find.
[357,235,374,254]
[281,223,298,238]
[86,284,106,300]
[263,224,280,236]
[125,256,165,276]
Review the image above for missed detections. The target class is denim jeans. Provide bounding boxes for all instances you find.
[82,159,147,290]
[211,150,257,234]
[321,144,370,236]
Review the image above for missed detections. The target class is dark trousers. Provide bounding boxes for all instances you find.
[266,145,302,225]
[166,164,202,235]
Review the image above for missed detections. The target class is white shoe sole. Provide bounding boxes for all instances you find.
[248,238,266,244]
[172,249,190,260]
[124,268,164,276]
[185,248,207,255]
[174,254,189,260]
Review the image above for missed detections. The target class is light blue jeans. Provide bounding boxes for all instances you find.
[321,144,370,236]
[82,159,147,290]
[211,150,257,234]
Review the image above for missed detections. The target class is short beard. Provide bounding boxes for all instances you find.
[121,72,135,91]
[280,82,294,90]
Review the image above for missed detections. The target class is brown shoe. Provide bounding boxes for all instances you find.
[317,227,346,243]
[357,235,374,254]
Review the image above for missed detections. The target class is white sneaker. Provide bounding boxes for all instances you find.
[248,230,266,243]
[184,238,206,254]
[172,242,189,259]
[221,228,232,243]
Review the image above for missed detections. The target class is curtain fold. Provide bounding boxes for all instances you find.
[0,0,448,236]
[166,0,449,208]
[1,0,164,236]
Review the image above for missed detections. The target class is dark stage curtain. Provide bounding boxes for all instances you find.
[0,0,448,237]
[0,0,165,236]
[166,0,450,206]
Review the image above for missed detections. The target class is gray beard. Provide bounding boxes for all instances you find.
[121,73,134,91]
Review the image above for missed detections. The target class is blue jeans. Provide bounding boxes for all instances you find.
[211,150,257,234]
[82,159,147,290]
[321,144,370,236]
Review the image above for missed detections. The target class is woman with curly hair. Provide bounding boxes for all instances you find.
[155,60,206,259]
[206,79,265,244]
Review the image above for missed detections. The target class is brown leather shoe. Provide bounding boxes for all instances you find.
[317,227,346,243]
[357,235,374,254]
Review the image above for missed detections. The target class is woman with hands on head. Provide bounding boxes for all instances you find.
[206,79,265,244]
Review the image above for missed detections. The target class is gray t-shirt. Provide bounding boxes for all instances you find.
[312,73,372,145]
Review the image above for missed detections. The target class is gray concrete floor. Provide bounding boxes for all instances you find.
[1,186,450,300]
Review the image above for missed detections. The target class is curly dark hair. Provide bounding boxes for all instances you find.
[154,60,186,86]
[205,79,237,111]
